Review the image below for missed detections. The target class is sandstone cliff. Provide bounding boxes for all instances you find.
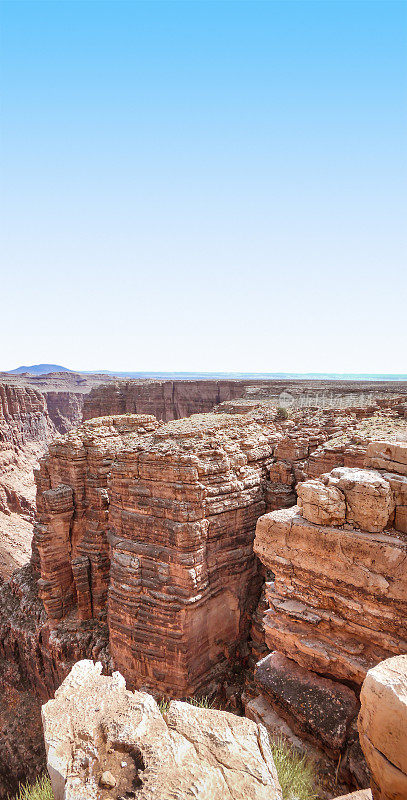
[33,411,281,697]
[249,442,407,792]
[0,382,84,580]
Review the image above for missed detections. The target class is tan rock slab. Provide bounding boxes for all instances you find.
[297,479,346,526]
[42,660,283,800]
[327,467,394,532]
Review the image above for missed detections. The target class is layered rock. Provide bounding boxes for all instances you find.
[34,411,280,697]
[82,378,260,422]
[250,446,407,790]
[83,379,407,424]
[358,655,407,800]
[42,659,282,800]
[0,563,110,797]
[0,382,84,580]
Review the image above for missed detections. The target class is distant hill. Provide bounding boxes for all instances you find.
[8,364,72,375]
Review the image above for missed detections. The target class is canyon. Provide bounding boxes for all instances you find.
[0,375,406,797]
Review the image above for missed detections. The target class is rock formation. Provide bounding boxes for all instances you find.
[249,442,407,791]
[83,379,407,423]
[34,411,280,697]
[0,373,112,580]
[358,655,407,800]
[1,383,406,798]
[42,659,282,800]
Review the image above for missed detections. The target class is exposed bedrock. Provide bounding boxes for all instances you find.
[33,410,282,697]
[0,382,84,580]
[42,659,282,800]
[82,379,260,422]
[250,444,407,792]
[358,655,407,800]
[83,379,407,424]
[0,562,110,797]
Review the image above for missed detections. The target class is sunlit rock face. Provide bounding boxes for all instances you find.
[358,655,407,800]
[42,660,283,800]
[250,444,407,792]
[34,411,280,696]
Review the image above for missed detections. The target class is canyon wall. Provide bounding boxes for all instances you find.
[0,389,406,797]
[248,440,407,794]
[33,411,281,697]
[83,378,407,423]
[0,382,84,580]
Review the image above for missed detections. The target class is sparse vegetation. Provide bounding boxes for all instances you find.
[276,406,290,420]
[11,775,54,800]
[269,737,316,800]
[186,695,214,709]
[159,695,214,714]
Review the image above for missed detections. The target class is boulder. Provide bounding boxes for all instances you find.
[358,655,407,800]
[42,660,282,800]
[297,478,346,525]
[327,467,394,532]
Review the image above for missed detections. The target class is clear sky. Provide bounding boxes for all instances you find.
[1,0,406,374]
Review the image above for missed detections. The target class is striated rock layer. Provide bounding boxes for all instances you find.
[42,659,282,800]
[250,443,407,791]
[34,411,281,697]
[0,382,84,579]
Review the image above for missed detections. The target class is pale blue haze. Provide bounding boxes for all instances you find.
[1,1,406,373]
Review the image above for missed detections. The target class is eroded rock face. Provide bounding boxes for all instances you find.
[251,450,407,791]
[254,652,358,757]
[297,479,346,526]
[42,660,282,800]
[0,563,111,798]
[82,379,262,423]
[358,655,407,800]
[0,382,84,580]
[34,411,280,697]
[327,467,395,532]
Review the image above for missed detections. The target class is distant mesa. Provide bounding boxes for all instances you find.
[7,364,72,375]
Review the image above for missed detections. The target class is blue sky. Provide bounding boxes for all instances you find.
[1,0,406,373]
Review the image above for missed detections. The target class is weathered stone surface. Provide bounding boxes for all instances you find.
[297,478,346,525]
[34,411,279,696]
[0,564,111,798]
[358,655,407,800]
[366,440,407,477]
[83,379,263,422]
[0,381,84,580]
[42,660,282,800]
[254,652,358,756]
[252,451,407,794]
[254,506,407,684]
[326,467,394,532]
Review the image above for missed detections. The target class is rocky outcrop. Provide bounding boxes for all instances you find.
[0,382,85,580]
[42,659,282,800]
[0,562,111,797]
[250,445,407,791]
[82,379,259,422]
[358,655,407,800]
[34,411,280,697]
[83,379,407,424]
